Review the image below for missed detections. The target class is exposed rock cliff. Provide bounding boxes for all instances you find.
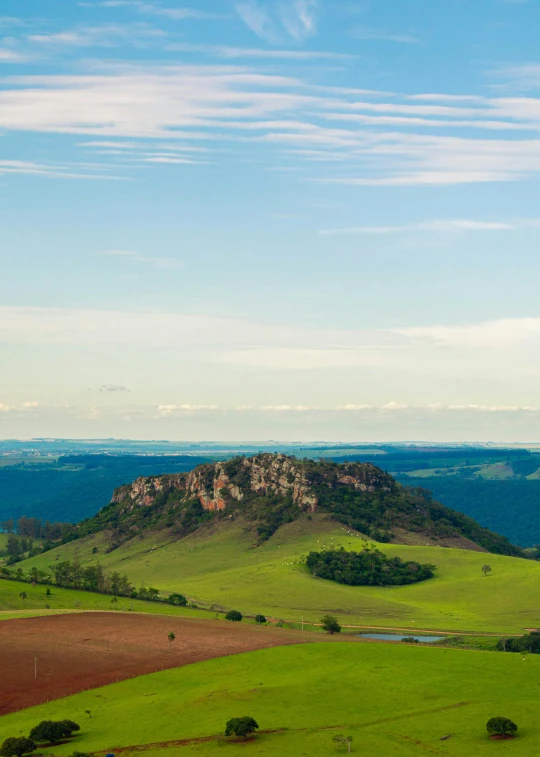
[111,453,393,517]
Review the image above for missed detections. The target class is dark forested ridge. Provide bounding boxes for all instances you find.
[398,477,540,547]
[0,455,210,524]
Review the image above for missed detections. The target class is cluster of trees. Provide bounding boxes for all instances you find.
[0,720,80,757]
[306,547,436,587]
[497,631,540,654]
[2,517,71,540]
[0,560,187,606]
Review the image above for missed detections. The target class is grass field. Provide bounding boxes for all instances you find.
[0,579,218,620]
[14,515,540,633]
[1,642,539,756]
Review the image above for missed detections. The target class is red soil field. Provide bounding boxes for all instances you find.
[0,612,323,715]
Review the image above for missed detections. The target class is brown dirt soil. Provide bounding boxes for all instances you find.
[0,612,336,716]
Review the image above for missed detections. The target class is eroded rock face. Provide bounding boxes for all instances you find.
[111,453,389,515]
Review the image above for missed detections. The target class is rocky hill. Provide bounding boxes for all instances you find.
[75,454,522,557]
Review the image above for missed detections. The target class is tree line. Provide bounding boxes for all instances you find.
[0,559,187,606]
[2,517,72,540]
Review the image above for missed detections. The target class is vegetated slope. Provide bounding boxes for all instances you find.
[17,517,540,633]
[2,643,539,756]
[0,455,210,524]
[79,454,521,557]
[397,477,540,548]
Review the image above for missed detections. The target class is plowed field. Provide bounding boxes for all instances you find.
[0,612,321,715]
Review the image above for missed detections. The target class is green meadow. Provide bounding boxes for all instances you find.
[15,516,540,633]
[2,642,540,756]
[0,579,214,620]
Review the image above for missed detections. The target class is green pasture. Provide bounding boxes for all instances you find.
[2,642,540,756]
[0,579,217,620]
[15,515,540,634]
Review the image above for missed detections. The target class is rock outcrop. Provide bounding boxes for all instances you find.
[111,453,391,515]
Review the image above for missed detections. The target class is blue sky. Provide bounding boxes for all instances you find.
[2,0,540,441]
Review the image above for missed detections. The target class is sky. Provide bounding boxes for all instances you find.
[2,0,540,442]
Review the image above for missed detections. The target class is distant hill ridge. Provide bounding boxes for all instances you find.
[79,454,522,557]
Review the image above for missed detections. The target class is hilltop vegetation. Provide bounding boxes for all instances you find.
[66,454,522,557]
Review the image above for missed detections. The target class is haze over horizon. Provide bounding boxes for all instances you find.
[2,0,540,441]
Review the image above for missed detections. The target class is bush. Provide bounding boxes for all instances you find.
[255,614,266,624]
[0,738,36,757]
[225,716,259,739]
[486,717,518,738]
[321,615,341,635]
[401,637,419,644]
[225,610,243,622]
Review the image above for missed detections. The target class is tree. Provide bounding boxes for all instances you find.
[168,631,176,652]
[225,717,259,740]
[333,734,353,753]
[482,564,492,576]
[0,738,36,757]
[29,720,79,745]
[225,610,243,622]
[167,593,187,606]
[45,587,51,596]
[321,615,341,635]
[255,615,266,625]
[486,717,517,738]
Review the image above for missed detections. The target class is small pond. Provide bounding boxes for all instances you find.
[358,633,444,643]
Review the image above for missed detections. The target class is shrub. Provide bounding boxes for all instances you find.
[225,610,243,622]
[321,615,341,635]
[0,738,36,757]
[225,717,259,739]
[255,614,266,624]
[486,717,518,738]
[401,637,419,644]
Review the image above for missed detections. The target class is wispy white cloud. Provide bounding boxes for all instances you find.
[85,1,221,20]
[100,384,130,392]
[236,0,318,43]
[100,249,183,268]
[28,23,165,48]
[319,218,540,235]
[0,159,121,180]
[353,26,419,44]
[3,65,540,186]
[0,49,28,62]
[167,42,354,60]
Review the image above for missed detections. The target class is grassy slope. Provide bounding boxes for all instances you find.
[15,516,540,633]
[0,580,218,620]
[1,642,539,756]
